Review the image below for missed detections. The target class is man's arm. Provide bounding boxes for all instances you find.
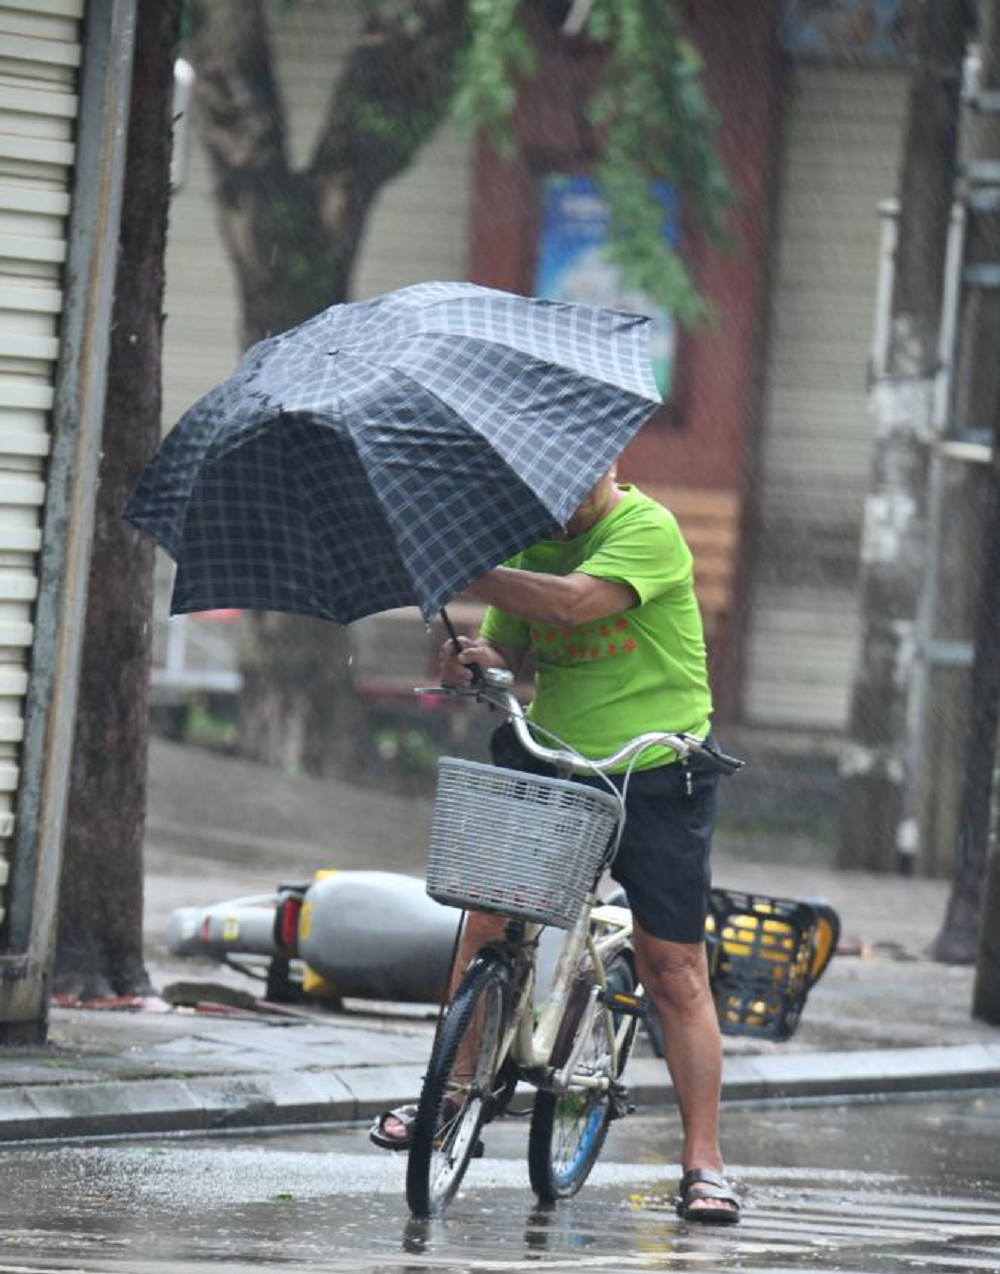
[464,566,637,627]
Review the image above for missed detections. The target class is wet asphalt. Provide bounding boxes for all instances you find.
[1,1094,998,1272]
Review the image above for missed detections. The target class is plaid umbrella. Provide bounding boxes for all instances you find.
[127,281,662,624]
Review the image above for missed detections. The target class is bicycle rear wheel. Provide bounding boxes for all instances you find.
[528,950,637,1202]
[406,947,511,1218]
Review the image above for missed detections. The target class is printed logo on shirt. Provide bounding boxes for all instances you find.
[530,615,637,664]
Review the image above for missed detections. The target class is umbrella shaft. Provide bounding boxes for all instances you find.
[440,606,482,683]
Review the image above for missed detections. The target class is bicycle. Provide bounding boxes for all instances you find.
[405,666,744,1218]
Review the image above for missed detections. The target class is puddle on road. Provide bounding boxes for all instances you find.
[0,1152,987,1274]
[1,1108,999,1272]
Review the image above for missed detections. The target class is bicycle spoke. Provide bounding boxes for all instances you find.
[528,952,637,1202]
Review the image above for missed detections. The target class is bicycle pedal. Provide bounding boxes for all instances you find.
[603,989,648,1018]
[608,1083,633,1122]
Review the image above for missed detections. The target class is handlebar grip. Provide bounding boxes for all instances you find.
[698,744,745,775]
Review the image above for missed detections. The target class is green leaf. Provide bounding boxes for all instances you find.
[454,0,733,324]
[452,0,535,156]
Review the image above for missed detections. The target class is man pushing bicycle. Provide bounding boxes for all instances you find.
[371,467,740,1225]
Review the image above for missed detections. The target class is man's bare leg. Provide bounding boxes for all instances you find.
[377,910,505,1143]
[448,910,508,993]
[632,922,736,1218]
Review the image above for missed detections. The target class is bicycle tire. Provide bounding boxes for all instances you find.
[528,950,638,1202]
[406,947,511,1218]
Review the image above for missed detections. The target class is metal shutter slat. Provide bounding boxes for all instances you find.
[0,284,61,312]
[0,380,54,409]
[0,333,58,360]
[0,526,41,551]
[0,135,74,166]
[1,0,83,16]
[0,478,44,507]
[0,187,70,216]
[0,34,81,69]
[0,84,77,118]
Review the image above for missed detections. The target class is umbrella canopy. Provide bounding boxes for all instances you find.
[127,281,662,624]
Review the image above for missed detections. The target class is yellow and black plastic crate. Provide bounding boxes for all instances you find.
[706,889,840,1042]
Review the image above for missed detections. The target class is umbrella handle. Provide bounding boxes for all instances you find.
[440,607,483,685]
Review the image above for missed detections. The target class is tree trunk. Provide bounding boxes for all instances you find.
[54,0,182,999]
[186,0,467,776]
[837,0,973,872]
[932,0,1000,962]
[238,613,367,776]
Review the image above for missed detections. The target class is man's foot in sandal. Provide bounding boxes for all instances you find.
[369,1104,418,1151]
[676,1167,741,1224]
[369,1102,485,1156]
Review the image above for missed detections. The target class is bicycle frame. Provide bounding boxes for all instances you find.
[497,895,637,1095]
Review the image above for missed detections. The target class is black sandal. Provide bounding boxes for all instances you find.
[369,1101,485,1157]
[369,1103,418,1151]
[676,1167,741,1224]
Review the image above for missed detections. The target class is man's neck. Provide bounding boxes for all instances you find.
[563,482,623,538]
[592,482,624,524]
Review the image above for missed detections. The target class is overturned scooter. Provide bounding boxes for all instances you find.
[166,869,839,1045]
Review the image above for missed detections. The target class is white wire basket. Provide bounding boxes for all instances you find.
[425,757,622,928]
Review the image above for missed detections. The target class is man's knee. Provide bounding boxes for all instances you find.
[455,910,506,967]
[450,910,508,992]
[635,931,711,1010]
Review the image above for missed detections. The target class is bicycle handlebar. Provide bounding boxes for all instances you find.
[415,669,745,777]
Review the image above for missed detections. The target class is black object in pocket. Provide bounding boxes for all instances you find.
[489,720,558,777]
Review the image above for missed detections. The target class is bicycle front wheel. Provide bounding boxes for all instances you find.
[528,950,638,1202]
[406,947,511,1218]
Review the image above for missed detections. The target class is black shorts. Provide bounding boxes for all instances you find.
[489,723,720,944]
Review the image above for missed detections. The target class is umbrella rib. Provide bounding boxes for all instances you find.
[333,330,660,410]
[391,287,658,402]
[341,377,561,610]
[277,411,420,621]
[346,369,565,524]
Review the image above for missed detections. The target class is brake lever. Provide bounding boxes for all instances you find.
[412,684,482,699]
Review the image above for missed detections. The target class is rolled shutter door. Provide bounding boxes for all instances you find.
[0,0,81,926]
[744,63,908,729]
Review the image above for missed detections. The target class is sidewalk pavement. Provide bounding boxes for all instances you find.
[1,738,999,1143]
[4,911,999,1144]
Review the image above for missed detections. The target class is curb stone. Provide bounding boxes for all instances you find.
[2,1046,1000,1143]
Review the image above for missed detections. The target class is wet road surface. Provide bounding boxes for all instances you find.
[0,1094,998,1272]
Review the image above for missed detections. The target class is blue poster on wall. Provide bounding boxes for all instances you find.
[781,0,917,58]
[533,175,678,400]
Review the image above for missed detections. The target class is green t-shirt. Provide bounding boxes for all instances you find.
[480,485,712,773]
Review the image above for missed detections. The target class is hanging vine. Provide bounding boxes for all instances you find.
[451,0,733,323]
